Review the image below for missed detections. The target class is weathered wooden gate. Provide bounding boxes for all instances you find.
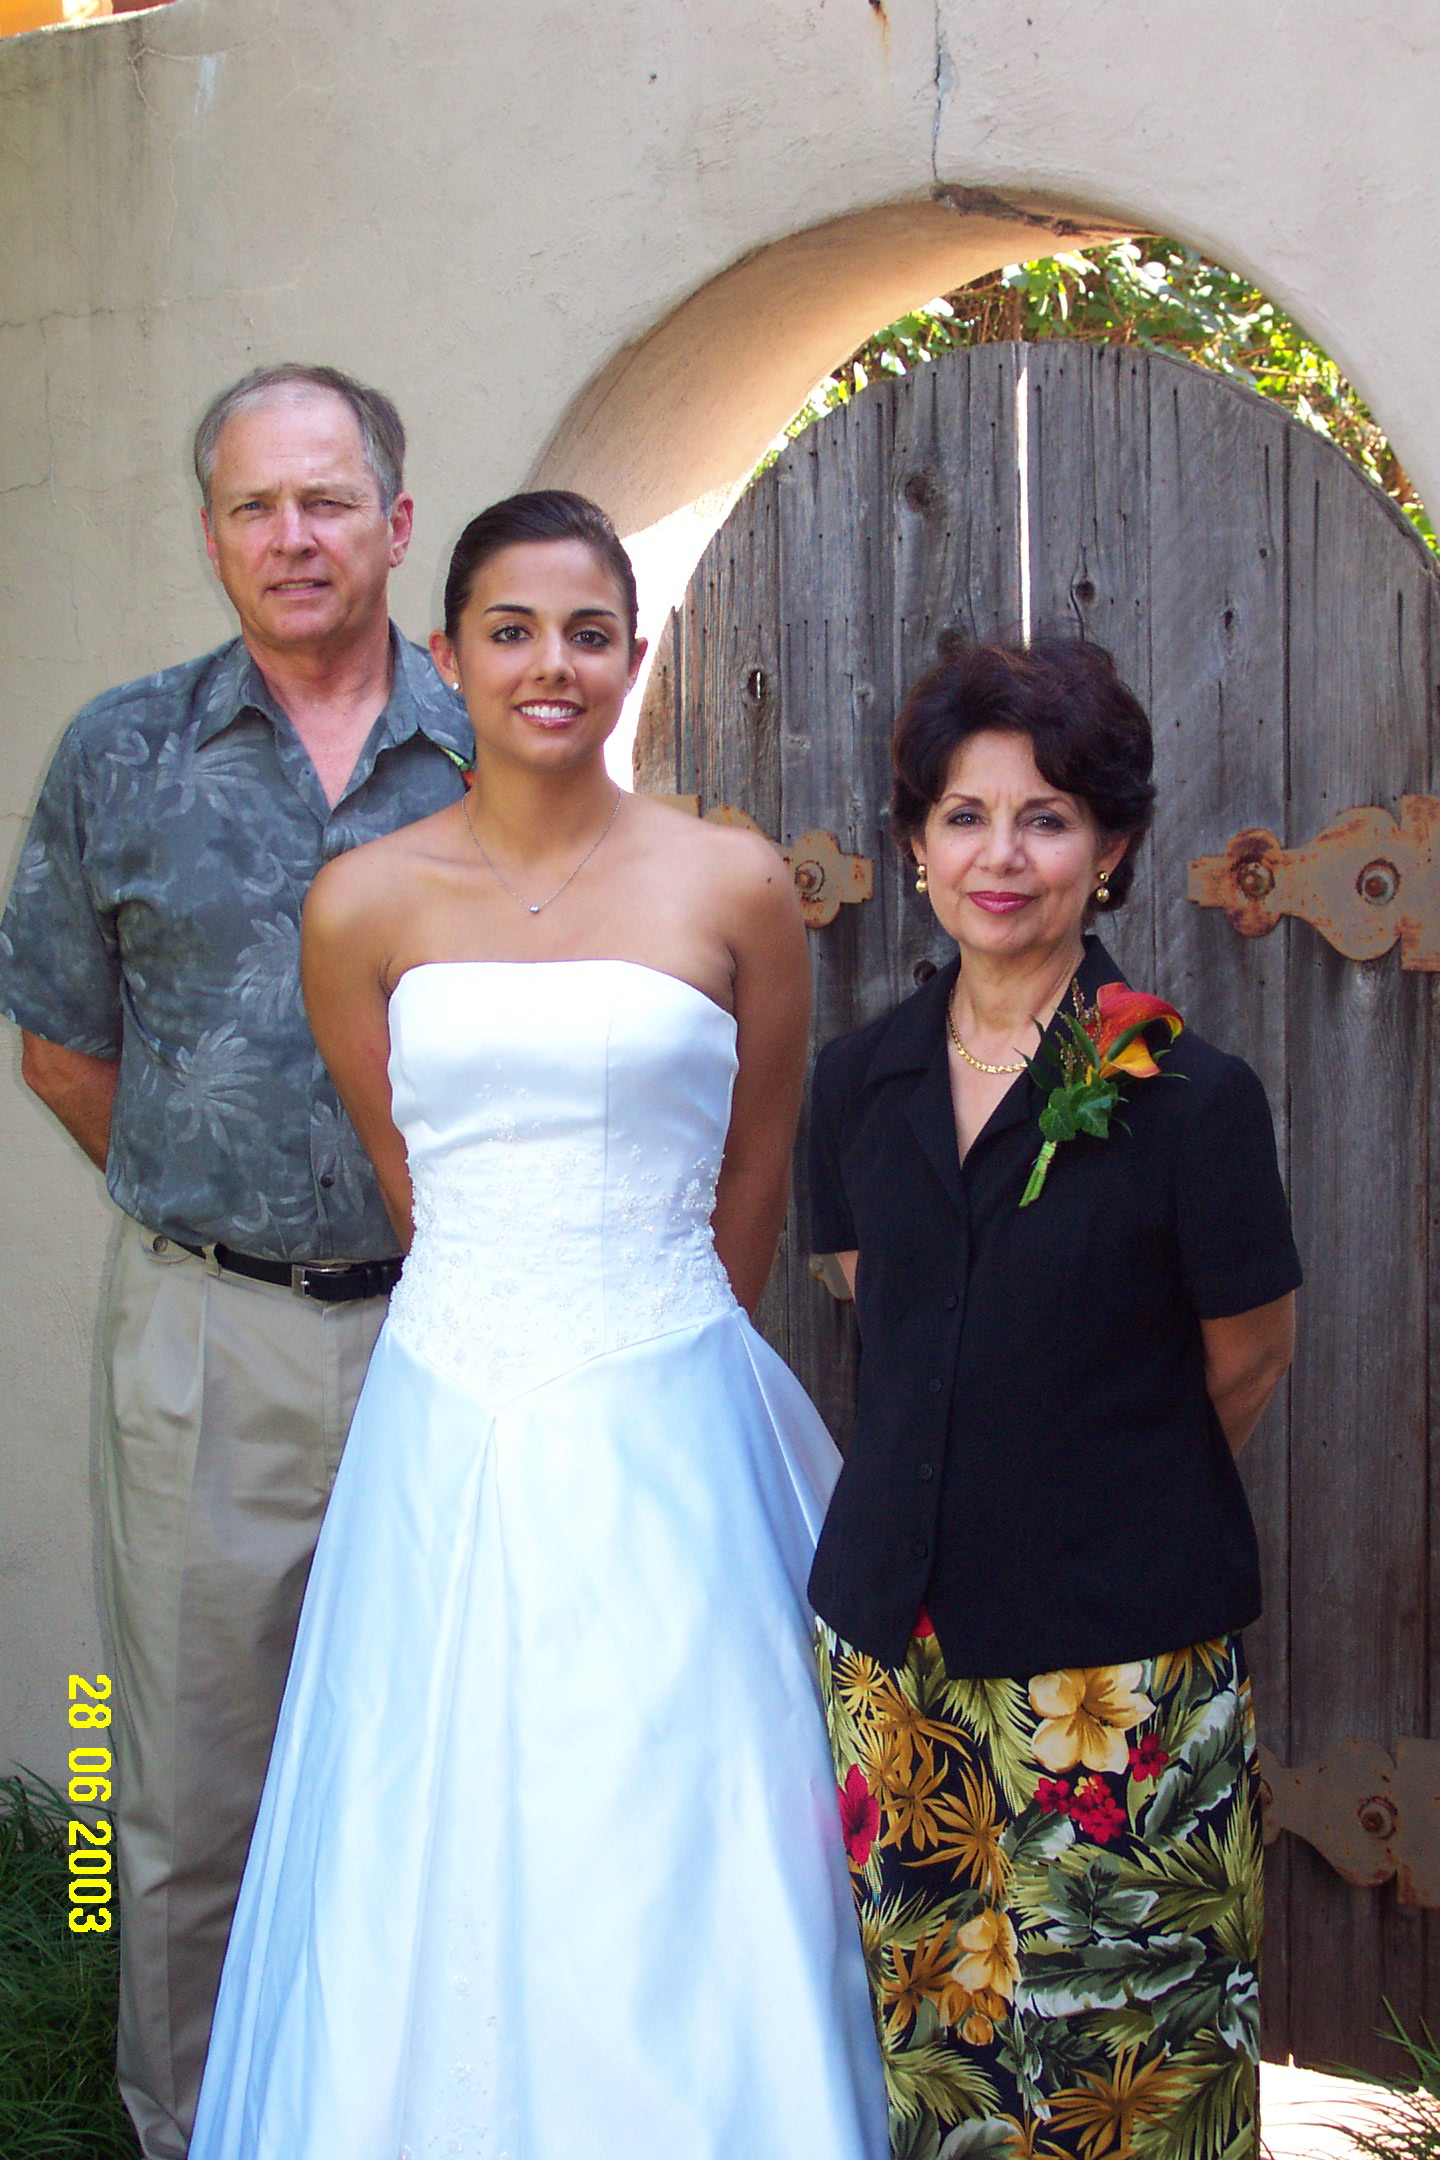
[636,341,1440,2076]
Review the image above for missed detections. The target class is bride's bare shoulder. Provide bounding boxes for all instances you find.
[626,792,790,897]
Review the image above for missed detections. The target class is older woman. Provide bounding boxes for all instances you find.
[808,636,1300,2160]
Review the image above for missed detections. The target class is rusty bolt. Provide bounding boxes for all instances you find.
[1358,1794,1398,1839]
[1235,859,1276,901]
[1357,858,1400,906]
[793,860,825,897]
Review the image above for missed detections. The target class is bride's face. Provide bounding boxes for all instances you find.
[430,539,645,773]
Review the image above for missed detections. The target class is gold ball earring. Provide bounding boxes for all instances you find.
[915,863,929,895]
[1095,873,1111,904]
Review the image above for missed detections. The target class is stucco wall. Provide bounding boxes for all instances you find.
[2,0,1437,1785]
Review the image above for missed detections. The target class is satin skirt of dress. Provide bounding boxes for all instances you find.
[191,1310,888,2160]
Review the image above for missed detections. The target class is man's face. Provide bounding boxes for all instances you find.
[201,388,414,660]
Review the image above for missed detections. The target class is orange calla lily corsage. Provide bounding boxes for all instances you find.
[1019,981,1184,1207]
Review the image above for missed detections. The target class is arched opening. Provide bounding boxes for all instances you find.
[537,201,1431,781]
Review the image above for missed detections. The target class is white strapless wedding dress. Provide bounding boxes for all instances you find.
[190,960,887,2160]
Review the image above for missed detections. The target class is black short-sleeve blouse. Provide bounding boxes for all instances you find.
[806,936,1302,1678]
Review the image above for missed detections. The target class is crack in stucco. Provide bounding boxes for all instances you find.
[125,36,179,250]
[931,182,1129,240]
[930,0,945,185]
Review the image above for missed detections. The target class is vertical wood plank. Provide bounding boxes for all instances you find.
[1022,341,1154,981]
[770,347,1026,1445]
[1284,427,1437,2074]
[632,609,680,794]
[1141,355,1297,2056]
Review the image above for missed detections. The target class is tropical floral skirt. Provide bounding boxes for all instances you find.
[816,1620,1263,2160]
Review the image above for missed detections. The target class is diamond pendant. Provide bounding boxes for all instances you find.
[528,904,541,915]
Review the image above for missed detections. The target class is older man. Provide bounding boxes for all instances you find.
[0,363,471,2158]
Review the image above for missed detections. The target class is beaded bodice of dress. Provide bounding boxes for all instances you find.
[385,961,739,1403]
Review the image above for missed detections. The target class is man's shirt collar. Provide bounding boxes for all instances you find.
[194,627,473,768]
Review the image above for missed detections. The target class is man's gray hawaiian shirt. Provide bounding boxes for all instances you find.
[0,629,473,1262]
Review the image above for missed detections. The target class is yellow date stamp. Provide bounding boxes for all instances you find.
[65,1673,114,1935]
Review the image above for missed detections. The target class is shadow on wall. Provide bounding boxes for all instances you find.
[0,0,169,35]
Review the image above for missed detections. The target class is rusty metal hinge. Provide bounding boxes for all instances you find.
[653,795,873,930]
[1189,797,1440,968]
[1258,1737,1440,1905]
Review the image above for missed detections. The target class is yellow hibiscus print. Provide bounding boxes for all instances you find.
[818,1622,1260,2160]
[954,1907,1020,2002]
[1028,1665,1155,1775]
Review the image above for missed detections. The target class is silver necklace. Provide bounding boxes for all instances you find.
[462,787,622,916]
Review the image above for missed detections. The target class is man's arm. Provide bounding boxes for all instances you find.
[20,1032,119,1170]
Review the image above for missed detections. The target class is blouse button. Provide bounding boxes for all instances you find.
[928,1377,943,1394]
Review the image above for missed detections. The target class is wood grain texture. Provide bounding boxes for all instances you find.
[1281,422,1438,2071]
[641,342,1440,2067]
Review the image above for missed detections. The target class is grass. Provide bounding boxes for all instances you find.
[1328,2011,1440,2160]
[0,1772,139,2158]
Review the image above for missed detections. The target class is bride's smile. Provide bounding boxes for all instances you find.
[428,533,646,771]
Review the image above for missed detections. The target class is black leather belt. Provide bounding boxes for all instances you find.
[169,1239,402,1304]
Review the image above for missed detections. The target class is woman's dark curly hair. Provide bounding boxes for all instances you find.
[891,633,1156,914]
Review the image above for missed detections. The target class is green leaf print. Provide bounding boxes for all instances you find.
[1127,2031,1256,2160]
[1018,1931,1204,2016]
[1155,1683,1240,1779]
[939,1677,1038,1813]
[1002,1804,1076,1873]
[937,2118,1023,2158]
[1037,1854,1158,1944]
[1110,1824,1253,1947]
[1147,1958,1259,2054]
[883,2037,1000,2129]
[1142,1716,1243,1847]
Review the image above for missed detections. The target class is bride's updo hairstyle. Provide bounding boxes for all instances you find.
[891,633,1156,916]
[442,489,640,650]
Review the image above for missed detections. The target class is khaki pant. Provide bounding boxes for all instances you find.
[101,1221,388,2160]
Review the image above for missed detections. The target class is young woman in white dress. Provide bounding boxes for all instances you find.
[188,490,888,2160]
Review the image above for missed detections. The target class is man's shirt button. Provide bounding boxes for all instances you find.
[943,1293,959,1311]
[319,1173,335,1189]
[918,1461,934,1481]
[928,1377,943,1394]
[912,1538,930,1560]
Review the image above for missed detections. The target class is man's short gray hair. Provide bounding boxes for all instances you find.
[192,363,406,513]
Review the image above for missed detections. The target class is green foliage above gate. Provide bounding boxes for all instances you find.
[771,240,1435,551]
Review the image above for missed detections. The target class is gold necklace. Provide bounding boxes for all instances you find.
[946,970,1088,1075]
[462,788,621,916]
[946,992,1027,1074]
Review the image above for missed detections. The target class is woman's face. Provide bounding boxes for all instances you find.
[911,728,1128,963]
[429,539,645,772]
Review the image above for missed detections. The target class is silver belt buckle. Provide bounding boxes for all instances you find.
[291,1262,349,1299]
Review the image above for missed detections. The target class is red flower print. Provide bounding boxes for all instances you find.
[838,1764,880,1867]
[1036,1777,1073,1817]
[913,1606,935,1640]
[1071,1774,1127,1845]
[1128,1734,1170,1781]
